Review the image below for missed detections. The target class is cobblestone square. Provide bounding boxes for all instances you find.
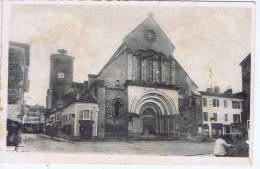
[7,134,215,157]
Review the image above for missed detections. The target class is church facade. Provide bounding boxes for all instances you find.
[87,15,200,139]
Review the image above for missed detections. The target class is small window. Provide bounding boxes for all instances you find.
[224,100,227,108]
[115,80,120,86]
[203,98,207,107]
[233,114,241,123]
[232,101,240,109]
[84,110,90,119]
[213,99,219,107]
[90,111,93,120]
[203,112,208,121]
[69,113,71,121]
[213,113,217,122]
[225,114,228,122]
[58,72,64,79]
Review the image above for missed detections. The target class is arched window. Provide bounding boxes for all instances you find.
[146,55,153,82]
[158,57,162,83]
[112,99,124,118]
[136,56,142,81]
[133,49,166,83]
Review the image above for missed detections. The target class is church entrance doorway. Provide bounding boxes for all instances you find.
[143,108,157,135]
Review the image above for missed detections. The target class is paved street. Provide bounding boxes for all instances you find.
[7,134,215,156]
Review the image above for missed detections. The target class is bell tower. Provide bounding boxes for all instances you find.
[47,49,74,109]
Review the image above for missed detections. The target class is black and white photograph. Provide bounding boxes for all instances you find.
[0,1,255,166]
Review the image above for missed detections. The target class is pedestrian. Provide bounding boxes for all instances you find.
[214,135,232,157]
[14,130,21,152]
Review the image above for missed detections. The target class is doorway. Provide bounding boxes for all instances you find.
[79,120,94,140]
[143,108,156,135]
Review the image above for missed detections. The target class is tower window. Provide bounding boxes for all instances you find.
[58,72,64,79]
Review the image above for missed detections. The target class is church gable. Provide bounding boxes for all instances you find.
[123,15,175,58]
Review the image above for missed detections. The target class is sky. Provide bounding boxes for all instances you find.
[9,3,252,107]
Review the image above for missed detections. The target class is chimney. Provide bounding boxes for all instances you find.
[88,74,96,87]
[224,88,233,95]
[84,81,88,93]
[214,86,220,95]
[206,87,213,93]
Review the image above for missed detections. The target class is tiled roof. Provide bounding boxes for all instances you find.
[80,94,98,103]
[199,91,244,99]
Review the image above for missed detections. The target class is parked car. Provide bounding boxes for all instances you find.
[225,133,249,157]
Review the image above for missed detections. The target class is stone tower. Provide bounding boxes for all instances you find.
[47,49,74,109]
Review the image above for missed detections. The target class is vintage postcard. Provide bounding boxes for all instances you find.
[0,0,255,166]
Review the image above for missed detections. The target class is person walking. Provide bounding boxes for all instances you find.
[214,135,232,157]
[14,130,21,152]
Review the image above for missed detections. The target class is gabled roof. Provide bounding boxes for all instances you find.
[123,16,175,49]
[80,94,98,104]
[97,43,126,77]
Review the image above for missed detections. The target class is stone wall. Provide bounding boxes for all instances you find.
[104,88,128,127]
[97,49,127,88]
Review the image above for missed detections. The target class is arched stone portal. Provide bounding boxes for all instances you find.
[128,89,179,136]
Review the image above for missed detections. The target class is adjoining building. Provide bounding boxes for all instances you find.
[198,86,243,138]
[45,93,99,140]
[7,41,30,145]
[240,54,251,123]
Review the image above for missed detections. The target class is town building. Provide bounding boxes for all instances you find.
[198,86,243,138]
[240,54,251,123]
[45,95,99,140]
[8,41,30,122]
[7,41,30,145]
[23,104,45,133]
